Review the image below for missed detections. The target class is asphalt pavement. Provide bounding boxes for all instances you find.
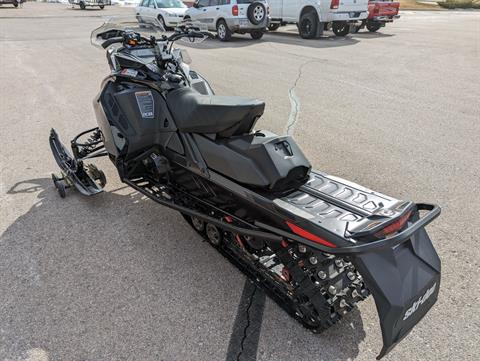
[1,3,479,361]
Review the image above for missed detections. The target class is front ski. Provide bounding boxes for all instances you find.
[49,128,106,197]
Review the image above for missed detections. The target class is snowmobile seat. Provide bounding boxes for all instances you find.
[166,87,265,137]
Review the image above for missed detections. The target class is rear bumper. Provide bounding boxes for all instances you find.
[164,17,184,27]
[372,14,401,22]
[226,17,268,32]
[331,11,369,22]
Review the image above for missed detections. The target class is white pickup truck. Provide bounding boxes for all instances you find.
[268,0,369,38]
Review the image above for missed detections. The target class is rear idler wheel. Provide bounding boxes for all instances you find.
[206,223,222,246]
[191,216,205,233]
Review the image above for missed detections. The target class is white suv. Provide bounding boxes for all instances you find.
[184,0,269,41]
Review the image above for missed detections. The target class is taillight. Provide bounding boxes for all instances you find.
[374,211,412,239]
[232,4,238,16]
[286,221,337,248]
[330,0,339,9]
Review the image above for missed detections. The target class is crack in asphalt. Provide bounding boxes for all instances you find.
[226,280,266,361]
[286,60,317,136]
[236,285,257,361]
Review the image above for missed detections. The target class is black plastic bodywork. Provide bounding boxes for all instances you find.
[193,131,311,191]
[353,226,440,359]
[86,74,442,359]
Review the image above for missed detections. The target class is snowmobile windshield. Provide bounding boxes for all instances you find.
[90,16,165,49]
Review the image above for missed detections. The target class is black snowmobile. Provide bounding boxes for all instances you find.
[49,17,441,359]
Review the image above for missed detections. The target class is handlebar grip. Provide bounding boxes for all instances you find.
[188,31,206,39]
[102,37,124,49]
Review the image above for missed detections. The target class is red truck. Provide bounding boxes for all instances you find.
[356,0,400,32]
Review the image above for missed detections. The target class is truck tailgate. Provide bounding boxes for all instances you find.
[370,1,400,17]
[335,0,369,12]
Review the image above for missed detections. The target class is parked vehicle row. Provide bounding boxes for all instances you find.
[136,0,400,41]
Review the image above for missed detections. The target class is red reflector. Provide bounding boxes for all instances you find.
[286,221,336,248]
[224,215,233,223]
[375,211,412,238]
[232,5,238,16]
[330,0,339,9]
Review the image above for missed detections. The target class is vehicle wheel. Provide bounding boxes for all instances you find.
[99,4,105,10]
[13,0,18,7]
[366,21,381,33]
[332,21,350,37]
[158,15,167,30]
[268,23,280,31]
[191,216,205,232]
[216,19,232,42]
[250,30,264,40]
[206,223,222,246]
[247,2,266,26]
[183,16,191,21]
[298,11,318,39]
[79,1,86,10]
[52,174,66,198]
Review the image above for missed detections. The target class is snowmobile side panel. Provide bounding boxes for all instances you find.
[93,86,120,158]
[97,81,180,159]
[350,223,441,359]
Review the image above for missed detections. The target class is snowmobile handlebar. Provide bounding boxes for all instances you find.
[101,36,124,49]
[167,30,214,42]
[100,29,213,50]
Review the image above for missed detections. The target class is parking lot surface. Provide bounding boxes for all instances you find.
[1,3,479,361]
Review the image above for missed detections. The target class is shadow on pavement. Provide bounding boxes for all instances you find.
[2,178,240,361]
[2,178,366,361]
[181,31,360,50]
[351,31,394,39]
